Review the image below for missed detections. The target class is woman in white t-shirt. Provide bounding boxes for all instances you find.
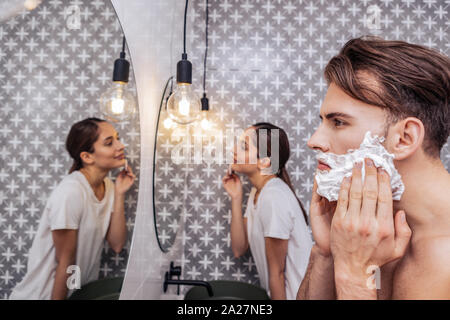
[222,122,313,300]
[9,117,135,300]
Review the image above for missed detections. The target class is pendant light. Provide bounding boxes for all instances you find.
[100,36,136,122]
[166,0,201,125]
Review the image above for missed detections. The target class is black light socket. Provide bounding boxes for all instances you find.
[176,53,192,84]
[113,52,130,83]
[201,93,209,111]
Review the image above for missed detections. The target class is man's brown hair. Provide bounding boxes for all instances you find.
[324,36,450,157]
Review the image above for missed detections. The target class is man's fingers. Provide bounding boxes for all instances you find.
[393,210,412,259]
[336,176,351,219]
[361,158,378,219]
[311,176,321,204]
[347,161,363,220]
[376,168,393,227]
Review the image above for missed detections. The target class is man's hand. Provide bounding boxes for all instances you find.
[296,175,338,300]
[310,177,337,257]
[330,158,412,299]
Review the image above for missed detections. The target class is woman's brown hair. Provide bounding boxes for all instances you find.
[324,36,450,157]
[252,122,309,225]
[66,117,106,174]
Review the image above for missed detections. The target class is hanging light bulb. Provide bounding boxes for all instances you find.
[166,54,201,124]
[100,36,136,123]
[200,116,212,131]
[163,117,176,129]
[166,0,201,125]
[200,94,213,131]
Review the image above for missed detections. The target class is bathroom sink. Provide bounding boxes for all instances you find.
[184,280,270,300]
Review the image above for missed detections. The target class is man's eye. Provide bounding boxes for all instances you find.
[334,119,345,127]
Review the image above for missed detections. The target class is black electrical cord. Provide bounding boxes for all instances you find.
[183,0,188,55]
[120,35,126,59]
[203,0,209,95]
[178,0,192,84]
[166,77,174,109]
[200,0,210,111]
[153,76,174,253]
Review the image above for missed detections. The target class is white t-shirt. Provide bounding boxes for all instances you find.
[9,171,115,300]
[244,177,313,300]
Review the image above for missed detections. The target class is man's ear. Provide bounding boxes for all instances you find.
[80,151,94,166]
[388,117,425,160]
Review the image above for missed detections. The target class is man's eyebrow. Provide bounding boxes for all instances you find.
[319,112,355,120]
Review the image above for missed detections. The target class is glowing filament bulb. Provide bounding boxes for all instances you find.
[201,117,212,130]
[111,98,125,114]
[163,117,176,129]
[179,97,190,116]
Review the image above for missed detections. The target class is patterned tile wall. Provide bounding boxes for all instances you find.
[155,0,450,293]
[0,0,140,298]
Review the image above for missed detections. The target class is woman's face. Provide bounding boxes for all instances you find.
[231,126,262,174]
[84,122,125,170]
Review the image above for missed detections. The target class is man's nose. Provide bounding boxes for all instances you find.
[307,126,329,153]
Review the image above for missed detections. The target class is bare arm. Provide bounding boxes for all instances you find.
[297,177,337,299]
[106,166,135,253]
[51,229,78,300]
[230,198,249,257]
[106,191,127,253]
[265,237,288,300]
[223,173,248,257]
[297,245,336,300]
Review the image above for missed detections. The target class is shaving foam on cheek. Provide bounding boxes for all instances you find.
[314,131,405,202]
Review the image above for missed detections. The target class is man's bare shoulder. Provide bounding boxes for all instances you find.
[392,236,450,299]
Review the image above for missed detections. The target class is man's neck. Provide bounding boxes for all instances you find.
[394,155,450,239]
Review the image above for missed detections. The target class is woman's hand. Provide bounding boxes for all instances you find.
[330,158,411,285]
[309,177,337,257]
[115,164,136,195]
[222,172,243,202]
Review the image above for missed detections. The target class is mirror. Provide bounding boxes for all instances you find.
[0,0,140,298]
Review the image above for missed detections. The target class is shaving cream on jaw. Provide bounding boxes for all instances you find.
[314,131,405,202]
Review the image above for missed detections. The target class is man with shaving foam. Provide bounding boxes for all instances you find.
[297,36,450,300]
